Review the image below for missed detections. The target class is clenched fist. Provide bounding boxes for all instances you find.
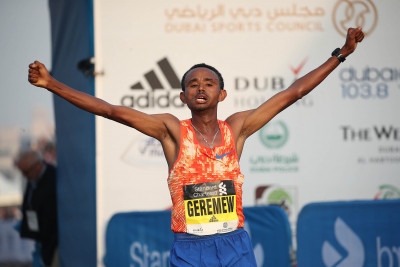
[341,27,365,57]
[28,61,52,88]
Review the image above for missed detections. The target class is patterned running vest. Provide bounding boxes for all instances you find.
[167,119,245,235]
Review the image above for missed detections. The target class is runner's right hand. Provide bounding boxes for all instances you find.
[28,61,52,88]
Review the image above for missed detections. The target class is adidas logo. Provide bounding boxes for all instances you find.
[121,57,184,109]
[209,215,219,222]
[131,58,180,90]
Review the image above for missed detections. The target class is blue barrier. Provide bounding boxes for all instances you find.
[244,206,292,267]
[0,219,34,263]
[104,211,172,267]
[104,206,292,267]
[297,199,400,267]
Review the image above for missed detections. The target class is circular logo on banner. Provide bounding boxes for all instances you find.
[255,185,296,218]
[332,0,378,37]
[374,184,400,199]
[259,120,289,149]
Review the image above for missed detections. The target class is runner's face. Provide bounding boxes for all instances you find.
[181,68,225,111]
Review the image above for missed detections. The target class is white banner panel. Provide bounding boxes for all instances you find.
[94,0,399,259]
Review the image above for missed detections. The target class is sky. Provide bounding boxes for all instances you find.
[0,0,54,131]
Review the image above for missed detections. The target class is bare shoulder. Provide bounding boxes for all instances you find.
[152,113,181,168]
[225,110,253,137]
[152,113,180,126]
[152,113,181,139]
[225,110,254,158]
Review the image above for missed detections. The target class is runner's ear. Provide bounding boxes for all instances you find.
[180,92,187,104]
[218,89,227,102]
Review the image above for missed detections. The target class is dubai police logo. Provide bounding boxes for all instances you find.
[332,0,378,37]
[259,120,289,149]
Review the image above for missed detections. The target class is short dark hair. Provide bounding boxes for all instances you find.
[180,63,224,91]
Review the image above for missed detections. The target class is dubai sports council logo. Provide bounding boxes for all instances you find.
[322,217,365,267]
[259,120,289,149]
[332,0,378,38]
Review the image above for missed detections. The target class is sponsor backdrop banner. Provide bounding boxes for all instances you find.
[94,0,399,260]
[297,200,400,267]
[104,206,292,267]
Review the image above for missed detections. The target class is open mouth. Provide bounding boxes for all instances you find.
[195,94,208,104]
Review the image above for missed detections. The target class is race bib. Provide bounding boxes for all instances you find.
[184,180,238,235]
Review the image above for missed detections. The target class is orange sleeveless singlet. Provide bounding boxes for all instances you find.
[167,119,245,235]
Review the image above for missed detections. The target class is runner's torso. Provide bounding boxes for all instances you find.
[167,119,245,235]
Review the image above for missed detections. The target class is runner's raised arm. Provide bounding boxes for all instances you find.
[28,61,181,168]
[226,27,365,157]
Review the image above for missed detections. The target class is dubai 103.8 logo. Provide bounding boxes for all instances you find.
[259,120,289,149]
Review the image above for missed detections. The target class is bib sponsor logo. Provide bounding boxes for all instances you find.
[209,215,218,222]
[219,182,227,195]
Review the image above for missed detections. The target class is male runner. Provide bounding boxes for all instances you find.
[28,27,364,266]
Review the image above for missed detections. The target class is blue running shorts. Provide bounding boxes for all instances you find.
[170,228,257,267]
